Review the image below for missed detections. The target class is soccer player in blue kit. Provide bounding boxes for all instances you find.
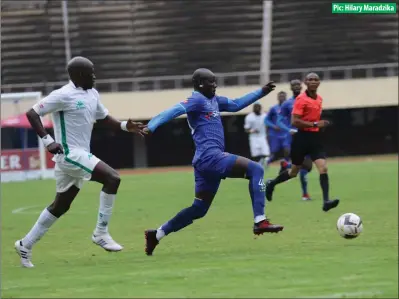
[264,91,288,168]
[276,79,313,201]
[142,68,284,256]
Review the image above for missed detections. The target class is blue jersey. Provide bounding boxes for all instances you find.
[147,89,265,165]
[278,96,295,132]
[264,104,283,137]
[181,92,225,163]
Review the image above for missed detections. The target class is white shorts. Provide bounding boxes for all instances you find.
[249,137,270,158]
[53,148,101,193]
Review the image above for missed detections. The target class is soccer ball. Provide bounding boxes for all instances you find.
[336,213,363,239]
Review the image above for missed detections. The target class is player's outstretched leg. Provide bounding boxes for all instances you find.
[145,169,218,256]
[279,140,292,174]
[90,161,123,252]
[229,156,284,235]
[313,159,339,212]
[145,197,212,256]
[15,186,80,268]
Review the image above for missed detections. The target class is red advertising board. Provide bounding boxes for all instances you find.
[1,148,55,172]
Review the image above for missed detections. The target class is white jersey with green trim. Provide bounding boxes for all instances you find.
[32,81,109,154]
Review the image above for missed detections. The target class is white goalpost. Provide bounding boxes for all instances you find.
[1,92,54,182]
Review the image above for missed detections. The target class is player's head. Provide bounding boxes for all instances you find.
[67,56,95,90]
[277,91,287,105]
[253,103,262,115]
[304,72,320,92]
[290,79,302,97]
[192,68,217,99]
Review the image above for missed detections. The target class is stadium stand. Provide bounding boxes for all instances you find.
[1,0,397,92]
[271,0,398,69]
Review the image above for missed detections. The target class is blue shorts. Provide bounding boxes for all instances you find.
[268,136,286,153]
[194,152,238,194]
[282,134,292,149]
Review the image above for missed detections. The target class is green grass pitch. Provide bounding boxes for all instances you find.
[1,159,398,298]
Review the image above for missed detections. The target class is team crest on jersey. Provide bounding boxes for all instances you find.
[76,100,85,110]
[205,111,220,120]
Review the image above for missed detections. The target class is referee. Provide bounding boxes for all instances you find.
[265,72,339,212]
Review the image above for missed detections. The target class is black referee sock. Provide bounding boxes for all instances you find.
[319,173,329,202]
[271,170,291,186]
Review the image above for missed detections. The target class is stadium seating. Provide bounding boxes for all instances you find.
[1,0,397,92]
[1,0,53,85]
[271,0,398,70]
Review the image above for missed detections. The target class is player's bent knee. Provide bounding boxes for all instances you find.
[289,166,300,177]
[106,171,121,188]
[192,199,210,219]
[302,159,313,172]
[48,200,71,217]
[319,166,328,174]
[246,161,264,178]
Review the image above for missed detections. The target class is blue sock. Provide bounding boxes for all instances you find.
[246,161,266,223]
[160,199,210,236]
[300,169,308,195]
[283,157,292,169]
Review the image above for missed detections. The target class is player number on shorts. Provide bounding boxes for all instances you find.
[258,178,266,192]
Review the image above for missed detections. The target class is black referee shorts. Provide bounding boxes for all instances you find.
[291,131,326,166]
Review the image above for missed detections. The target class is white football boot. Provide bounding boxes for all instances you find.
[14,240,34,268]
[92,233,123,252]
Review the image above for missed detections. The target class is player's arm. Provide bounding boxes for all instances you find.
[276,103,292,132]
[218,82,275,112]
[28,90,64,154]
[264,108,279,130]
[95,104,145,136]
[94,91,145,135]
[146,102,188,133]
[97,115,146,136]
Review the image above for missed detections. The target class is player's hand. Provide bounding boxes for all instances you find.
[262,81,276,94]
[274,126,281,131]
[251,129,259,134]
[317,120,330,128]
[126,119,146,137]
[47,142,64,155]
[142,126,151,135]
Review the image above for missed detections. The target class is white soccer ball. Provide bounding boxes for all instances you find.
[336,213,363,239]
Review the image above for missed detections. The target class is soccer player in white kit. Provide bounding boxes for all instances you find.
[244,103,270,168]
[14,57,145,268]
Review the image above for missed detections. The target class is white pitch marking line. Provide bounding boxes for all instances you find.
[12,205,42,214]
[306,290,383,298]
[12,206,87,214]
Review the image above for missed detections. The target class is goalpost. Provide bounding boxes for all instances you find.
[1,92,54,182]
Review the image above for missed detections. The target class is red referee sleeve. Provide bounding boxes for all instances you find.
[292,98,305,116]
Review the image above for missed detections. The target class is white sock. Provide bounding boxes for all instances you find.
[254,215,266,223]
[94,191,116,235]
[22,208,58,249]
[156,226,165,241]
[258,157,268,169]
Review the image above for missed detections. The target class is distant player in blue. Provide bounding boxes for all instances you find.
[264,91,288,168]
[277,79,313,201]
[142,68,284,256]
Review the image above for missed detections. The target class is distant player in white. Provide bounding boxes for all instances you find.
[244,103,270,167]
[15,57,145,268]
